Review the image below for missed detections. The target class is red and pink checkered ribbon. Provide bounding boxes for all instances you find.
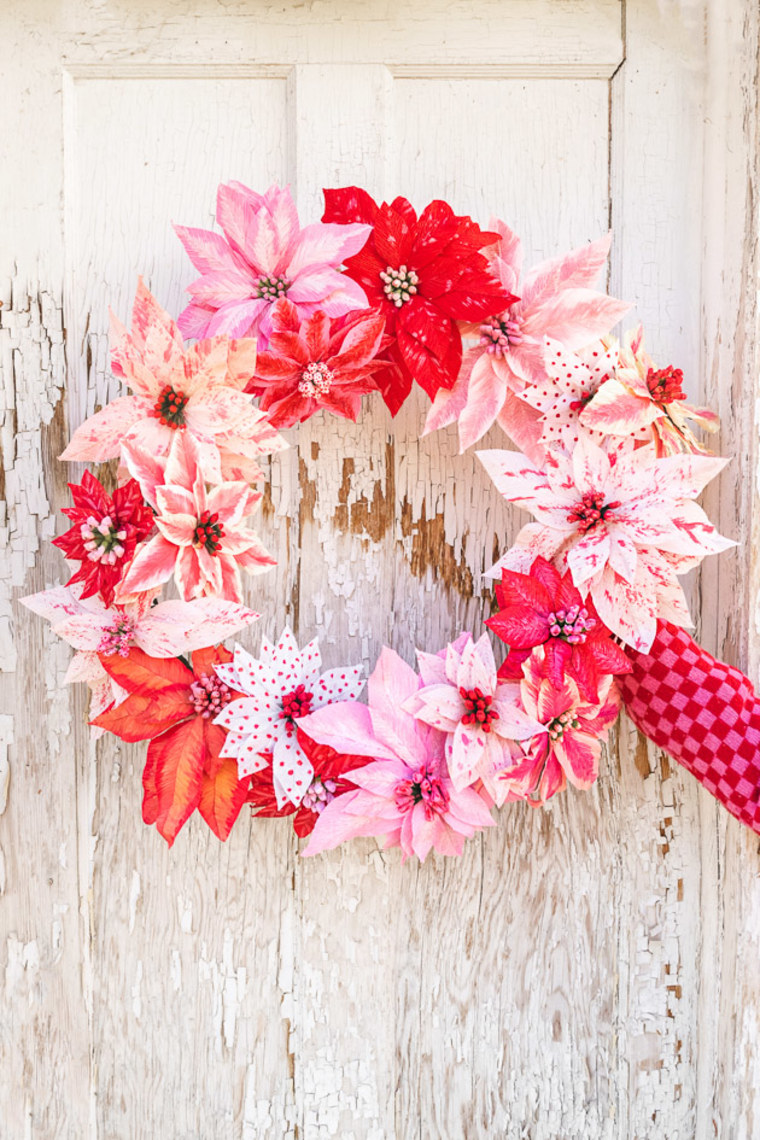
[619,622,760,834]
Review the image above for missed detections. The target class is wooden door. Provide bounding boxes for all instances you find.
[2,1,759,1136]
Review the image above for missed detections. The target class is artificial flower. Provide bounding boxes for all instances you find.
[251,299,387,427]
[60,280,285,485]
[119,432,275,603]
[580,325,720,456]
[52,471,154,607]
[212,627,365,808]
[424,223,628,450]
[487,556,631,701]
[93,646,249,844]
[298,648,494,861]
[478,432,734,651]
[175,182,371,344]
[402,632,542,801]
[322,186,513,413]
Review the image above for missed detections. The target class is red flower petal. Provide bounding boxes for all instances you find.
[322,186,379,226]
[198,754,249,840]
[142,717,206,845]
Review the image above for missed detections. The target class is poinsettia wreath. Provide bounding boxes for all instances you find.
[23,180,760,856]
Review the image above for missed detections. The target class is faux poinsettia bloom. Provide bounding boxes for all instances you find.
[322,186,512,414]
[424,223,629,450]
[93,647,249,844]
[487,557,631,701]
[401,632,542,801]
[212,628,365,808]
[175,182,371,345]
[478,433,734,651]
[60,280,285,485]
[119,432,274,603]
[251,298,387,427]
[52,471,154,607]
[497,649,620,805]
[297,648,495,862]
[245,729,370,838]
[581,325,720,456]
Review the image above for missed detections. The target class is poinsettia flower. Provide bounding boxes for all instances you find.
[250,299,387,427]
[93,646,250,844]
[322,186,513,414]
[496,649,620,805]
[244,729,370,837]
[212,628,365,809]
[401,632,542,802]
[487,556,631,701]
[52,470,154,607]
[581,325,720,456]
[478,433,735,651]
[60,280,286,485]
[424,222,629,450]
[297,647,494,862]
[175,182,371,346]
[118,432,274,603]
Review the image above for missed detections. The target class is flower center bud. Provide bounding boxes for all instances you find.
[567,491,620,534]
[154,385,189,429]
[547,606,596,646]
[395,766,450,820]
[646,365,686,405]
[192,510,225,555]
[254,274,289,302]
[298,361,334,398]
[547,710,581,742]
[189,673,233,719]
[458,686,500,734]
[279,684,315,736]
[301,776,338,814]
[97,614,137,657]
[479,315,523,356]
[80,515,129,565]
[379,264,419,308]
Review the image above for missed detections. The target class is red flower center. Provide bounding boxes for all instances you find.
[479,315,523,355]
[567,491,620,534]
[189,673,234,719]
[394,767,450,820]
[459,686,500,734]
[97,615,137,656]
[547,606,596,645]
[154,385,189,429]
[646,365,686,404]
[379,264,419,308]
[547,710,580,742]
[192,510,225,554]
[301,776,338,814]
[279,684,314,735]
[254,274,289,302]
[80,514,128,565]
[298,361,334,398]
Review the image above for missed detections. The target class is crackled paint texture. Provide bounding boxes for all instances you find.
[1,1,760,1137]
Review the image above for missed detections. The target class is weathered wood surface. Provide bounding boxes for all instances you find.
[1,1,759,1137]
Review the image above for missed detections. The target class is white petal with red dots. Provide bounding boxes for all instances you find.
[272,735,314,809]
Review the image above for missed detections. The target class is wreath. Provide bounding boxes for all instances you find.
[22,181,760,857]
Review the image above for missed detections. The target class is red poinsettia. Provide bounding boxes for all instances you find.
[93,646,249,845]
[251,298,388,427]
[322,187,515,414]
[246,728,368,838]
[487,556,631,702]
[52,471,154,607]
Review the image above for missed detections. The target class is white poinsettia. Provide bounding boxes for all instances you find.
[213,627,365,806]
[478,431,735,652]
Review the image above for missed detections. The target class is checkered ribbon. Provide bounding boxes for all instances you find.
[619,622,760,834]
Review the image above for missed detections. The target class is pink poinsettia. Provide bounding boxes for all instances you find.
[487,557,631,701]
[478,432,734,651]
[496,649,620,805]
[175,182,371,345]
[251,299,387,427]
[401,632,542,801]
[119,432,275,603]
[580,325,720,456]
[298,648,495,862]
[424,223,629,450]
[60,280,286,485]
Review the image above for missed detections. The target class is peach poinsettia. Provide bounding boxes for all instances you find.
[478,432,734,652]
[60,279,287,484]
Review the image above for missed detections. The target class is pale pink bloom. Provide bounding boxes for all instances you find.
[478,432,734,651]
[60,280,286,484]
[212,628,365,804]
[299,648,495,862]
[424,222,629,451]
[119,432,275,603]
[175,182,371,345]
[494,649,620,805]
[581,325,720,456]
[402,632,542,803]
